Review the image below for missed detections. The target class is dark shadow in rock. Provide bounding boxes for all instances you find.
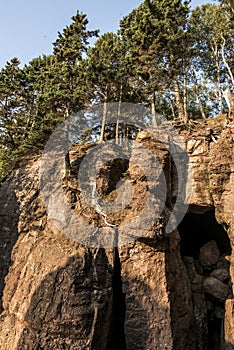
[123,275,152,350]
[0,174,20,313]
[16,248,114,350]
[15,244,157,350]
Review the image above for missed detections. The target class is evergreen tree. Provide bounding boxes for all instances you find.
[53,11,98,117]
[22,12,98,144]
[0,58,37,151]
[86,32,131,142]
[119,0,191,124]
[0,58,39,176]
[0,12,98,178]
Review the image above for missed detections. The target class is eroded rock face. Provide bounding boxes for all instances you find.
[0,116,233,349]
[0,133,196,349]
[182,116,234,348]
[119,231,195,350]
[0,158,115,350]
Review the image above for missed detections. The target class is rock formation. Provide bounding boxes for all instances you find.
[0,115,233,349]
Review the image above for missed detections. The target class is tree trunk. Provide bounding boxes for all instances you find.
[151,89,157,128]
[217,60,223,114]
[100,88,108,143]
[223,87,234,123]
[183,60,188,124]
[213,44,223,114]
[116,84,123,145]
[223,87,234,110]
[221,36,234,86]
[198,99,206,119]
[191,65,206,119]
[65,105,70,119]
[173,77,185,122]
[169,97,176,119]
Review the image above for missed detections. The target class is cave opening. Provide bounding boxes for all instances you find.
[178,207,232,350]
[178,208,231,258]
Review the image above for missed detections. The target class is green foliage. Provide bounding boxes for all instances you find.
[0,12,98,179]
[0,3,233,180]
[53,11,99,64]
[188,3,234,114]
[119,0,191,123]
[86,32,123,101]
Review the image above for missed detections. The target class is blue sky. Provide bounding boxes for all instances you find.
[0,0,214,69]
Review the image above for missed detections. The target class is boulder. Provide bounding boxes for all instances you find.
[210,269,230,283]
[204,276,230,302]
[199,241,220,268]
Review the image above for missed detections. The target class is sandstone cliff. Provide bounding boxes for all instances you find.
[0,116,233,349]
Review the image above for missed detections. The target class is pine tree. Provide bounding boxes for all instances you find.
[21,12,99,145]
[53,11,99,117]
[0,58,39,176]
[0,58,33,151]
[86,32,130,142]
[119,0,191,124]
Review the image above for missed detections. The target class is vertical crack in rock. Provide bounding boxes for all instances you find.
[109,230,126,350]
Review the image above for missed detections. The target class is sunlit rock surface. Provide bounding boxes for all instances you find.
[0,115,233,349]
